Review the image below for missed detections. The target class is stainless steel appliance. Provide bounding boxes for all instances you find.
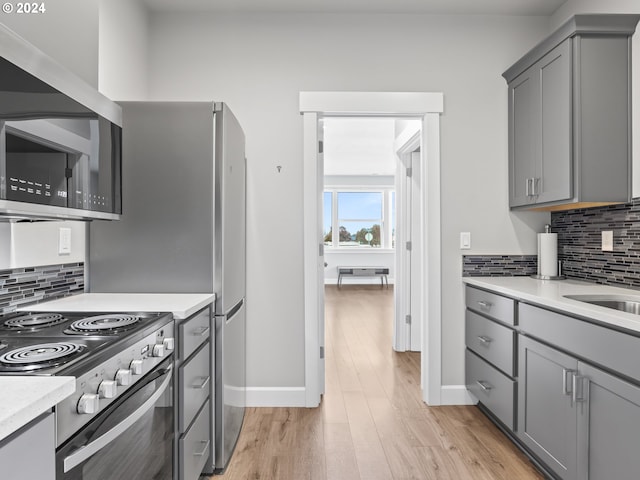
[0,310,175,479]
[0,24,122,221]
[88,101,246,474]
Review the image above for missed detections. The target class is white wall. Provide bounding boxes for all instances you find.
[143,12,551,391]
[0,0,99,87]
[550,1,640,198]
[98,0,150,99]
[0,222,86,269]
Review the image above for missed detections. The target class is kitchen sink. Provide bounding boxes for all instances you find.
[564,294,640,315]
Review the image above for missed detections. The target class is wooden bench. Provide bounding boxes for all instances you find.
[337,266,389,288]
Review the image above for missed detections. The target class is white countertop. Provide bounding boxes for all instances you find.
[0,376,75,442]
[22,293,215,319]
[463,276,640,334]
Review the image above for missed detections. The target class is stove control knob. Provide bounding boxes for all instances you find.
[152,344,165,358]
[77,393,100,415]
[98,380,118,399]
[163,337,175,351]
[115,369,132,386]
[130,359,144,375]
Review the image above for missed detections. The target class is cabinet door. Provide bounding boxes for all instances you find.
[537,39,572,204]
[577,362,640,480]
[518,336,578,480]
[508,68,537,207]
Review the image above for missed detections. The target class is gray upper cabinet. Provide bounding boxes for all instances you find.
[503,14,639,211]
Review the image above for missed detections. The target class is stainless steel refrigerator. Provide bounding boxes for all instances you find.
[88,101,246,474]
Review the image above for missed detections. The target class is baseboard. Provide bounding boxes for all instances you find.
[246,386,307,407]
[440,385,477,405]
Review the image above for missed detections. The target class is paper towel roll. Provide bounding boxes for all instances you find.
[538,233,558,277]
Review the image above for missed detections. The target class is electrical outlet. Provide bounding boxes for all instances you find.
[602,230,613,252]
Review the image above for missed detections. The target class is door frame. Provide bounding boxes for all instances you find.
[300,91,444,407]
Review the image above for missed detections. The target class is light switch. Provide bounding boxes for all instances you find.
[460,232,471,250]
[59,227,71,255]
[602,230,613,252]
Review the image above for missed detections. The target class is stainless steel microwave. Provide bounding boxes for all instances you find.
[0,26,122,221]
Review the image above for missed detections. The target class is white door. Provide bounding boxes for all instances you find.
[409,150,422,351]
[317,119,326,396]
[395,136,422,352]
[302,112,325,406]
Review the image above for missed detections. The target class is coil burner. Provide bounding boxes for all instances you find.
[0,313,68,332]
[0,342,85,372]
[65,314,141,335]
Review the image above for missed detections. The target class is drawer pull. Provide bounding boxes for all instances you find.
[192,376,211,390]
[193,440,210,457]
[193,326,210,337]
[476,380,493,391]
[477,301,493,310]
[562,368,575,395]
[477,335,493,344]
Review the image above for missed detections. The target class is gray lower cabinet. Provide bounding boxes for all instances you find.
[176,305,213,480]
[576,362,640,480]
[519,303,640,480]
[0,412,55,480]
[464,286,517,430]
[518,335,578,480]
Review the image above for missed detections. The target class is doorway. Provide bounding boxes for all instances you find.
[320,116,421,354]
[300,91,444,408]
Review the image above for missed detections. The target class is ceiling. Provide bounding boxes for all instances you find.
[140,0,567,16]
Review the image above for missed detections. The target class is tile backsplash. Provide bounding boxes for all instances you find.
[551,199,640,289]
[462,255,537,277]
[0,262,84,314]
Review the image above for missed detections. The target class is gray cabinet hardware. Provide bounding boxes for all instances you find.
[193,440,210,457]
[563,368,575,396]
[476,380,493,391]
[572,374,587,404]
[192,376,211,390]
[477,335,493,344]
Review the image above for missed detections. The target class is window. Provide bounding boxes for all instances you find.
[323,189,394,249]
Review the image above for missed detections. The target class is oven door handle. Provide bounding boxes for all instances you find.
[63,364,173,473]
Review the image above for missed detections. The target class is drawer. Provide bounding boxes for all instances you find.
[519,302,640,384]
[466,310,516,376]
[466,349,516,430]
[180,400,211,480]
[465,286,515,325]
[179,307,211,362]
[179,342,210,431]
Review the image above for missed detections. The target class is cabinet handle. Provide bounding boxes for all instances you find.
[525,178,531,196]
[562,368,575,395]
[572,374,587,403]
[192,376,211,390]
[477,301,493,310]
[531,177,537,196]
[476,380,493,391]
[477,335,493,344]
[193,440,210,457]
[193,326,210,337]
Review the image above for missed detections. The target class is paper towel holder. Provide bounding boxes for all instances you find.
[531,225,566,280]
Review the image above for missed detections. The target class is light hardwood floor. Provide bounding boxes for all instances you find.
[213,285,543,480]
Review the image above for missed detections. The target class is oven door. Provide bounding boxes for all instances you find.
[56,358,173,480]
